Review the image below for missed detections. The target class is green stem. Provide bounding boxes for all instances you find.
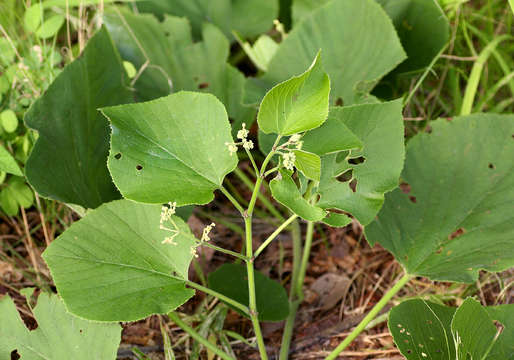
[168,312,235,360]
[324,273,412,360]
[460,35,511,115]
[242,136,281,360]
[245,217,268,360]
[219,185,245,215]
[296,221,315,299]
[254,214,299,259]
[233,167,285,222]
[200,241,250,261]
[279,299,300,360]
[279,217,308,360]
[185,280,249,316]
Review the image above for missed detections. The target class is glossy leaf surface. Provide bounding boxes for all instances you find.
[257,52,330,135]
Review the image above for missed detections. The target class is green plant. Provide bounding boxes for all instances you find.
[0,289,121,358]
[10,0,514,359]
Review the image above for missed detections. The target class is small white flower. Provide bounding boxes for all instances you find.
[282,151,296,171]
[289,134,301,143]
[201,222,216,242]
[237,123,249,140]
[160,202,177,224]
[190,246,199,258]
[242,139,254,150]
[225,142,238,156]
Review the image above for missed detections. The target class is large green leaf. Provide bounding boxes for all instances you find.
[257,52,330,135]
[101,92,237,205]
[208,264,289,322]
[292,0,449,74]
[317,99,404,225]
[0,144,22,176]
[43,200,196,321]
[366,114,514,282]
[0,291,121,359]
[270,169,326,222]
[248,0,406,106]
[375,0,449,74]
[24,27,131,209]
[135,0,278,40]
[103,9,254,132]
[389,298,514,360]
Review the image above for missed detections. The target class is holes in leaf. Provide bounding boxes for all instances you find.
[114,153,122,160]
[349,178,357,192]
[335,97,343,106]
[198,82,209,89]
[400,182,411,194]
[136,165,143,171]
[488,163,495,169]
[449,228,465,240]
[11,350,20,360]
[409,196,417,203]
[407,349,412,354]
[348,156,365,165]
[435,349,442,353]
[336,169,353,183]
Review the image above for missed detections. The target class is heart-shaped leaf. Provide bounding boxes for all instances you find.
[208,264,289,322]
[103,10,255,132]
[389,298,514,360]
[134,0,278,40]
[257,51,330,135]
[270,169,326,222]
[43,199,196,321]
[248,0,406,106]
[25,27,131,209]
[317,99,404,225]
[101,92,237,205]
[0,291,121,359]
[366,114,514,282]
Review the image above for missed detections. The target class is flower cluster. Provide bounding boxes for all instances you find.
[225,123,254,156]
[160,202,179,245]
[190,222,216,258]
[277,133,303,171]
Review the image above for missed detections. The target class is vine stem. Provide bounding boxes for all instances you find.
[324,273,412,360]
[243,136,282,360]
[168,312,236,360]
[254,214,299,258]
[184,280,249,316]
